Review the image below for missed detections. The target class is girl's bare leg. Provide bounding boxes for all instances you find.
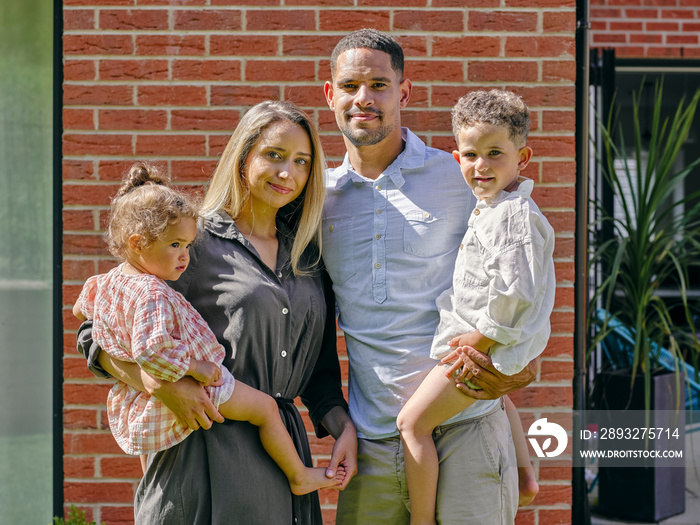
[504,396,539,506]
[139,454,148,475]
[218,381,345,495]
[397,365,478,525]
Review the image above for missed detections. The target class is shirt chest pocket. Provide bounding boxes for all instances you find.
[403,210,451,258]
[455,234,489,287]
[322,217,356,285]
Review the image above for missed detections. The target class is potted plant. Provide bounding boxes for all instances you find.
[588,79,700,522]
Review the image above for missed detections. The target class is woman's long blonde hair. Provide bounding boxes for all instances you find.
[200,100,325,275]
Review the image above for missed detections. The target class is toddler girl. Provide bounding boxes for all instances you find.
[73,163,345,495]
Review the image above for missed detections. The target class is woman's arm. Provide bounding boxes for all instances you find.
[97,351,224,430]
[77,320,224,430]
[299,270,350,435]
[320,406,357,489]
[300,271,357,487]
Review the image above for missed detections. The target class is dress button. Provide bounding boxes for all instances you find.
[277,271,283,278]
[282,308,289,315]
[275,393,282,398]
[375,263,381,269]
[281,351,287,358]
[474,209,480,216]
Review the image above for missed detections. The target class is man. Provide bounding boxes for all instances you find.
[322,29,537,524]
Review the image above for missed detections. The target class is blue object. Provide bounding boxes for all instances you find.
[594,309,700,413]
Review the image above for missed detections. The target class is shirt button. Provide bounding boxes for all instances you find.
[375,263,381,269]
[460,243,464,250]
[375,234,381,240]
[376,184,382,190]
[281,351,288,358]
[329,225,334,232]
[423,212,430,219]
[282,308,289,314]
[376,209,382,214]
[474,209,480,216]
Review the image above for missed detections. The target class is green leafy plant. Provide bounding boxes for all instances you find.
[589,79,700,411]
[52,505,105,525]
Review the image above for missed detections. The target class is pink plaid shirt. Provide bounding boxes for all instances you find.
[79,264,235,455]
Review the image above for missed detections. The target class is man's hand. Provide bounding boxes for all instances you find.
[143,373,224,430]
[444,346,539,399]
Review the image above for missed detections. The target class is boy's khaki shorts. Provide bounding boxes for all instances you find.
[337,399,517,524]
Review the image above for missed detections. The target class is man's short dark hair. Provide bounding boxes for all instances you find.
[330,29,404,79]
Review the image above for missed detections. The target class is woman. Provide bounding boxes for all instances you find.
[77,100,357,524]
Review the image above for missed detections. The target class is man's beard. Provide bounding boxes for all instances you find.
[339,113,393,147]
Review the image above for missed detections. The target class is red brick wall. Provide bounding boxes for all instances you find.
[590,0,700,58]
[62,1,577,523]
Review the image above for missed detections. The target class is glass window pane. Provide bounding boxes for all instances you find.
[0,1,54,523]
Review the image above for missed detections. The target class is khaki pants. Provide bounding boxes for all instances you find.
[337,400,517,525]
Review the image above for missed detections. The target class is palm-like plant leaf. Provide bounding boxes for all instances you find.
[589,79,700,412]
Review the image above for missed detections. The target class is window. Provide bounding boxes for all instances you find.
[0,1,56,522]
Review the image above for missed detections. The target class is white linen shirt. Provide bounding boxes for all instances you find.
[430,177,556,376]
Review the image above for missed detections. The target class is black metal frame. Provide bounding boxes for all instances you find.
[572,1,592,522]
[52,0,64,518]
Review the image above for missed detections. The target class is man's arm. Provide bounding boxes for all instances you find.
[449,347,539,399]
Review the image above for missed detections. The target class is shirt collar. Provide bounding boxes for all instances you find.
[333,127,427,189]
[203,209,293,245]
[476,176,534,208]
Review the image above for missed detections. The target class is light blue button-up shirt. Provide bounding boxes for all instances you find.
[322,128,496,439]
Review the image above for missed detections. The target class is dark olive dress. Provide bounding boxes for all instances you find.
[78,210,347,524]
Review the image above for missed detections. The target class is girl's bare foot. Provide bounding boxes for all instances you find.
[518,466,539,507]
[289,466,346,495]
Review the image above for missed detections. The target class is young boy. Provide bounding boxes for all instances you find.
[396,90,555,524]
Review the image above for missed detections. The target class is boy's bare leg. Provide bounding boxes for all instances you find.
[218,381,345,495]
[139,454,147,475]
[504,395,539,506]
[397,365,478,525]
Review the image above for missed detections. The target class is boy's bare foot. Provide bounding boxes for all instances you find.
[518,466,539,507]
[289,466,346,495]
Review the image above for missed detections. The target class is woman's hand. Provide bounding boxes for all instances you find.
[143,372,224,431]
[320,406,358,489]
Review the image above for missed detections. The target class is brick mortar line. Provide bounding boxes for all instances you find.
[63,31,577,37]
[63,6,576,11]
[63,55,576,60]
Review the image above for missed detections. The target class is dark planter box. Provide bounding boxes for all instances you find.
[594,368,686,522]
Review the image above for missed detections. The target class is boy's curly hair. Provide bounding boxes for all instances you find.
[106,162,199,259]
[452,89,530,147]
